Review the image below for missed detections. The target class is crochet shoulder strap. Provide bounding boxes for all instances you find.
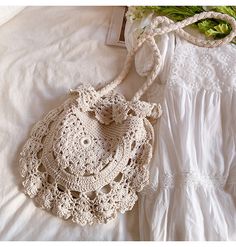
[98,11,236,101]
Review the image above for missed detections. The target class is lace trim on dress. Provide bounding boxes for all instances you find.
[167,39,236,92]
[159,171,227,189]
[140,170,229,195]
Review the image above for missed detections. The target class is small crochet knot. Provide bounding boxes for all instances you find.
[70,85,99,111]
[53,193,73,220]
[96,197,116,221]
[94,91,127,125]
[19,158,28,177]
[22,173,43,198]
[130,101,162,120]
[112,102,130,124]
[148,103,162,121]
[112,100,162,124]
[72,211,94,226]
[35,187,54,210]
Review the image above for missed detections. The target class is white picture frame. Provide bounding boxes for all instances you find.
[106,6,127,48]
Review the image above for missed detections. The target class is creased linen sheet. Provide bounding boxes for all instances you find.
[0,6,147,240]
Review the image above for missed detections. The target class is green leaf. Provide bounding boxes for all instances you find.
[214,23,231,33]
[129,6,204,21]
[205,23,231,38]
[212,6,236,18]
[197,20,216,32]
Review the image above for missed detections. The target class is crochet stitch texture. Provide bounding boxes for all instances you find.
[19,86,161,225]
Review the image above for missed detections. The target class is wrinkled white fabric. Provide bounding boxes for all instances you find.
[0,6,25,26]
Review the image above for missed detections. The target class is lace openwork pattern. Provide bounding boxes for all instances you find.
[167,40,236,92]
[19,85,162,225]
[140,171,228,199]
[158,171,226,189]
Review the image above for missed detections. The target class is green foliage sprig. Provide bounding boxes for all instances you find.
[127,6,236,44]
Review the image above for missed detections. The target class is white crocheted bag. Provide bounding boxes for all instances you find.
[19,12,236,225]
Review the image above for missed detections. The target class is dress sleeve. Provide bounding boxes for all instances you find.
[124,14,176,84]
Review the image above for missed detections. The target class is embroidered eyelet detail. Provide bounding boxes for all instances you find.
[167,40,236,92]
[80,136,92,147]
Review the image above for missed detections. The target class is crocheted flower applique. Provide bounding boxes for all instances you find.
[70,85,162,125]
[112,100,162,124]
[69,85,100,111]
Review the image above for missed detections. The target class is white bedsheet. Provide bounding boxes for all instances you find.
[0,6,145,241]
[0,6,25,26]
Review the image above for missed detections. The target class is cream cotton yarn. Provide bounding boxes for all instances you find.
[19,12,236,225]
[19,85,161,225]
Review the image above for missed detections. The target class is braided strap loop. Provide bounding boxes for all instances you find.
[97,35,161,98]
[98,11,236,101]
[132,37,162,101]
[147,11,236,48]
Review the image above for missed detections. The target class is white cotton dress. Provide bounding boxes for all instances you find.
[136,34,236,240]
